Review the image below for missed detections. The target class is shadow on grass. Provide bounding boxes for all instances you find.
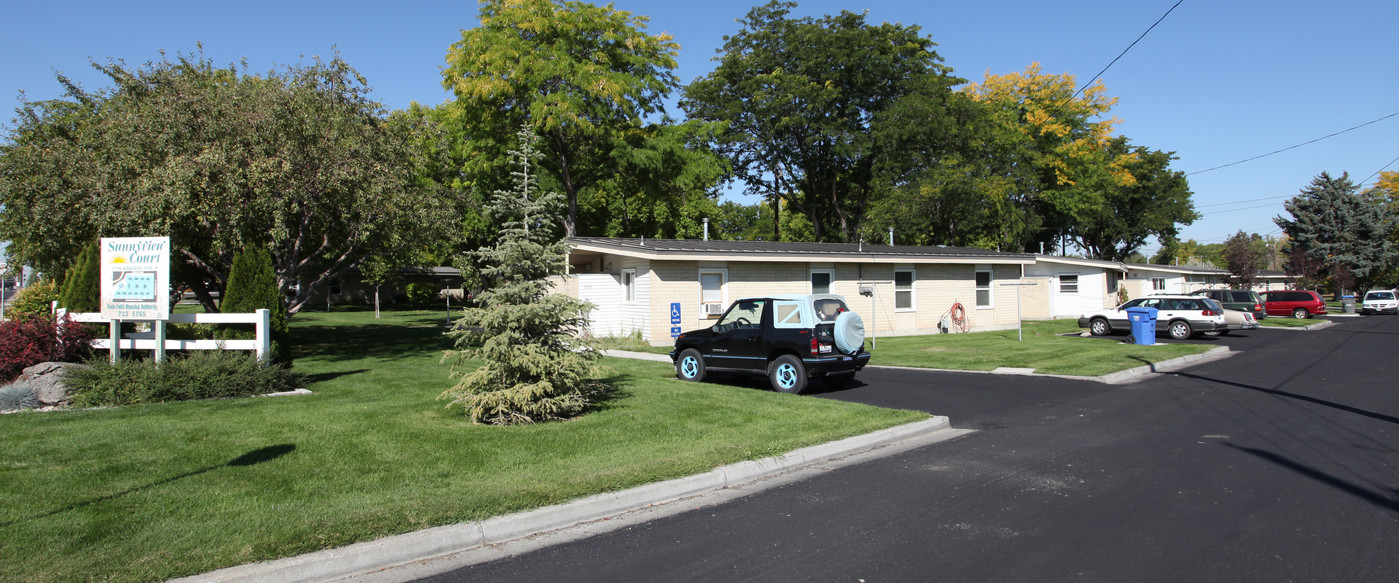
[581,372,635,414]
[0,444,297,529]
[292,325,453,363]
[304,369,372,384]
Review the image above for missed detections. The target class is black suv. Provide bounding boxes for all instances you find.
[671,294,871,394]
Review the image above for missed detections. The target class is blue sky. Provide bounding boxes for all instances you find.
[3,0,1396,256]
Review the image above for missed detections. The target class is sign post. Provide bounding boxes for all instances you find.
[100,237,171,363]
[999,281,1039,342]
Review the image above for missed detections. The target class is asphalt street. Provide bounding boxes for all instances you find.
[420,316,1398,583]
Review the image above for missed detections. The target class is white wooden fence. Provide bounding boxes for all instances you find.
[56,308,271,363]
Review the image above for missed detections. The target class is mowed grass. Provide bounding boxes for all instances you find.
[0,307,925,583]
[867,319,1214,377]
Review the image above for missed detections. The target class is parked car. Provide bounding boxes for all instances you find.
[671,294,870,394]
[1360,289,1399,315]
[1078,294,1229,340]
[1259,290,1328,319]
[1204,309,1259,337]
[1189,288,1267,320]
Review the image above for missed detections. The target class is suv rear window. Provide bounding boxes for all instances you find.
[1230,291,1253,302]
[813,298,848,322]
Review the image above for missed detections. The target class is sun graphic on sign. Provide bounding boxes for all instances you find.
[112,256,128,264]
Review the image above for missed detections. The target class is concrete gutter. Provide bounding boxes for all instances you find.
[178,417,966,583]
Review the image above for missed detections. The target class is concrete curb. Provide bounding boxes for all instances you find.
[868,345,1235,385]
[177,417,955,583]
[1258,319,1336,331]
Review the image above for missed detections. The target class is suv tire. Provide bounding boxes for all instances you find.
[769,354,807,394]
[1292,308,1310,319]
[676,348,706,382]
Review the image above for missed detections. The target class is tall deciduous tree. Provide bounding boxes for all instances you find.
[682,1,961,242]
[1066,138,1197,261]
[1222,231,1268,288]
[441,0,682,237]
[1275,172,1399,294]
[0,48,452,318]
[440,128,603,425]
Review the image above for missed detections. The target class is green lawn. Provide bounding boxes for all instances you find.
[0,307,924,582]
[1259,315,1325,328]
[866,319,1215,377]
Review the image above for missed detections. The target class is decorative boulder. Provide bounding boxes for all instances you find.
[15,362,90,406]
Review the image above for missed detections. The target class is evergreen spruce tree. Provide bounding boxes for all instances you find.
[219,244,292,365]
[57,242,101,312]
[440,127,603,425]
[1275,172,1399,294]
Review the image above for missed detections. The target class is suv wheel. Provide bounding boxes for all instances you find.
[676,349,706,382]
[1292,308,1310,319]
[1089,318,1111,336]
[1168,320,1193,340]
[769,354,807,394]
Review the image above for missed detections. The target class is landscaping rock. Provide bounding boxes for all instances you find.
[16,362,90,406]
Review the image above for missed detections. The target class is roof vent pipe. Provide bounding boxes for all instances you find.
[640,236,645,247]
[703,217,710,241]
[859,238,864,252]
[888,227,894,246]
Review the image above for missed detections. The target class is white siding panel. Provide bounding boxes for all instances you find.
[1052,272,1105,317]
[578,273,621,337]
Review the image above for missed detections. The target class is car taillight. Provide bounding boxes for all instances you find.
[811,337,820,355]
[1253,304,1262,311]
[1202,309,1217,316]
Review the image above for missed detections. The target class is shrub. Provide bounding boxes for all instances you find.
[406,282,438,306]
[217,245,291,365]
[57,242,101,313]
[0,316,94,384]
[67,350,307,407]
[0,382,40,411]
[5,279,59,320]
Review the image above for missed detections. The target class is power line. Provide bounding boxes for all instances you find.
[1357,154,1399,187]
[1196,194,1292,209]
[1073,0,1184,99]
[1187,111,1399,175]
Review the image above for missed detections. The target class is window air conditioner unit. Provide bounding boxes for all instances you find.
[703,303,725,317]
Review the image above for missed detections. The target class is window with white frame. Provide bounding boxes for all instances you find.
[894,268,914,310]
[1151,277,1166,291]
[622,269,636,302]
[1060,274,1079,294]
[810,269,834,294]
[975,268,993,308]
[699,269,726,318]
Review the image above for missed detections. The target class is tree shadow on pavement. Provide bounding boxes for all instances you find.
[1169,371,1399,426]
[1222,443,1399,515]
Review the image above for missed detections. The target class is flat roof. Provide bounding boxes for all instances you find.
[569,238,1035,265]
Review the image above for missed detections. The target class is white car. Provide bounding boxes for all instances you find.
[1078,294,1229,340]
[1360,290,1398,315]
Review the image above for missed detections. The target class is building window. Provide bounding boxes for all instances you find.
[622,269,636,302]
[894,269,914,310]
[975,268,993,308]
[700,269,726,318]
[1151,277,1166,291]
[811,269,834,294]
[1060,274,1079,294]
[329,281,342,296]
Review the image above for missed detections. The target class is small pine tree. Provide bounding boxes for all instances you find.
[219,245,291,365]
[439,127,603,425]
[57,242,101,313]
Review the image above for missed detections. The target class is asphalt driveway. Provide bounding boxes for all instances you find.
[420,315,1399,583]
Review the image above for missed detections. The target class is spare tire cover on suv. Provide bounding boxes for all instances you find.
[833,311,865,354]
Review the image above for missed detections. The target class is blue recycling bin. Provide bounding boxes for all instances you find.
[1125,306,1159,345]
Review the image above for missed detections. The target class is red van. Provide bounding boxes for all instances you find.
[1260,290,1328,319]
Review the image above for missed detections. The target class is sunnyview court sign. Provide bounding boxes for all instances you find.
[101,236,171,321]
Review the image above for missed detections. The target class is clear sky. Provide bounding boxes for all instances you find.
[4,0,1396,256]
